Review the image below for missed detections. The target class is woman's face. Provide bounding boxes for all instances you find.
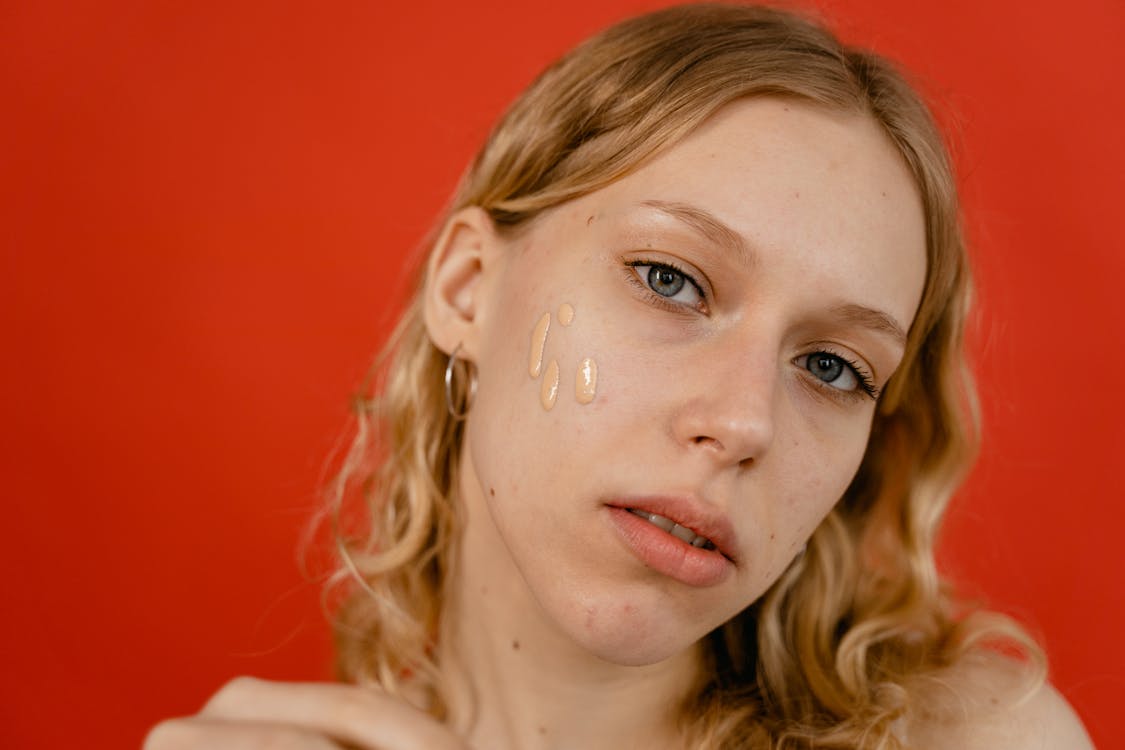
[457,97,927,665]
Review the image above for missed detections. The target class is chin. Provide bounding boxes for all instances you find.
[577,626,688,667]
[544,588,706,667]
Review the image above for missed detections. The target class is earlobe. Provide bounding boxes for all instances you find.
[422,206,498,358]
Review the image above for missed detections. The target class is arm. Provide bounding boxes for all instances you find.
[144,676,470,750]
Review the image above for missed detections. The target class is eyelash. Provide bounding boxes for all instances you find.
[803,346,880,402]
[623,258,879,403]
[623,259,709,315]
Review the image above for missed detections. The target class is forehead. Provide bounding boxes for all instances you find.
[563,97,928,328]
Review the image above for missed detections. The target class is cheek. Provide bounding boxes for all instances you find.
[765,416,873,546]
[471,301,609,491]
[519,302,603,415]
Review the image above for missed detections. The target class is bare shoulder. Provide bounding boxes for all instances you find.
[906,651,1095,750]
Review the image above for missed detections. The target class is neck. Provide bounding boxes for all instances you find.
[437,479,703,750]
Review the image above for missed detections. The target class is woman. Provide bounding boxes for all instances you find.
[146,4,1093,748]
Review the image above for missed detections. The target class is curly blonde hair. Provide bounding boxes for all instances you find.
[321,4,1043,748]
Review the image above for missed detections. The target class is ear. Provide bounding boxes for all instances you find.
[422,206,500,359]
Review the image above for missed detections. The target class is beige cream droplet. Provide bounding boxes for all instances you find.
[528,312,551,378]
[540,359,560,410]
[575,358,597,404]
[558,303,574,326]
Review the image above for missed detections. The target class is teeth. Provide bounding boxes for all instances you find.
[670,523,696,543]
[641,511,675,532]
[628,508,716,550]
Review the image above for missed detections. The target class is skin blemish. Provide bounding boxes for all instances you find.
[586,214,595,226]
[575,358,598,404]
[558,302,574,326]
[512,640,520,651]
[541,360,560,410]
[489,487,495,497]
[538,726,547,736]
[528,312,551,378]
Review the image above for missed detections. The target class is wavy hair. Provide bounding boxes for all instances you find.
[321,4,1043,748]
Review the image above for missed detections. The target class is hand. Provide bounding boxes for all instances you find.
[143,676,471,750]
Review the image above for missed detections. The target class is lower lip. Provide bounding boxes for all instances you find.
[605,506,733,588]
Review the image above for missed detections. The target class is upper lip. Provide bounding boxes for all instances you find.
[606,495,741,564]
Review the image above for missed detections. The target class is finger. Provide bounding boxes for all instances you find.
[200,677,467,750]
[143,716,348,750]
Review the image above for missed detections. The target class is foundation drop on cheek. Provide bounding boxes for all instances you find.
[541,359,560,410]
[576,358,597,404]
[528,303,594,409]
[528,312,551,377]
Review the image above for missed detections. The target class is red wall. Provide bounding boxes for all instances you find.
[2,2,1121,747]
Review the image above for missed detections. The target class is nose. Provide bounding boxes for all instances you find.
[670,347,777,468]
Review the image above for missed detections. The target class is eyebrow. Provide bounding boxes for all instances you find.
[828,303,909,347]
[639,199,755,268]
[639,198,909,347]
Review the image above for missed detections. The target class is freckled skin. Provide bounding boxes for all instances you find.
[462,98,926,666]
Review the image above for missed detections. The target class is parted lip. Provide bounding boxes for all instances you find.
[604,495,740,564]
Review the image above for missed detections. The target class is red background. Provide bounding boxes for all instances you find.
[2,1,1122,747]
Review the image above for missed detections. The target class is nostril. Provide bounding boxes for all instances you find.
[688,434,757,468]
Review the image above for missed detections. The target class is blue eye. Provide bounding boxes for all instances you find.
[801,353,859,393]
[628,261,705,310]
[648,266,685,297]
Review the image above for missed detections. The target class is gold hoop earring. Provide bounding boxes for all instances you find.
[444,342,477,421]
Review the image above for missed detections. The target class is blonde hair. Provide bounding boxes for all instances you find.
[322,4,1042,748]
